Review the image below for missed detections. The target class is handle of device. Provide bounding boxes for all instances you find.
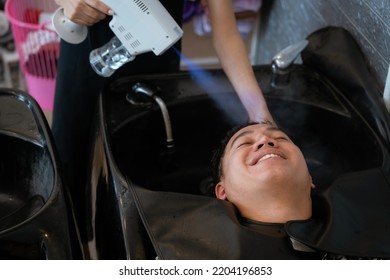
[52,8,88,44]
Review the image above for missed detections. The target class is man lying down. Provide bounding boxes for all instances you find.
[131,115,390,260]
[209,119,389,260]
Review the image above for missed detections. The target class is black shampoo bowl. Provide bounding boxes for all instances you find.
[87,62,390,259]
[0,89,82,259]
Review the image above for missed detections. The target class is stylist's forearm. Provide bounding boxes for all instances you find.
[207,0,274,124]
[212,27,274,123]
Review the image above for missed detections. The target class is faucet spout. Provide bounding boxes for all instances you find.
[152,95,174,148]
[272,39,309,70]
[131,82,155,98]
[270,39,309,88]
[128,82,175,150]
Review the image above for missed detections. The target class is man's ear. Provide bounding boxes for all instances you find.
[215,182,227,200]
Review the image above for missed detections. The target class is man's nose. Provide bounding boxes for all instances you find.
[255,137,277,150]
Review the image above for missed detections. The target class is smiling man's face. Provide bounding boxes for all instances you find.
[215,123,313,220]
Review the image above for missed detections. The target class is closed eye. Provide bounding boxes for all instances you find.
[273,132,291,142]
[236,142,251,149]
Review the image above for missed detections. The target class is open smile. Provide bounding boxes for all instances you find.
[248,150,287,166]
[258,153,283,163]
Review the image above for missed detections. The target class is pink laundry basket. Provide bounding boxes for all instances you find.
[5,0,60,111]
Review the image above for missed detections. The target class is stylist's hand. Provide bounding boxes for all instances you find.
[55,0,112,26]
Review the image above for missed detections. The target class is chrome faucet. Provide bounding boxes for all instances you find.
[270,39,309,88]
[127,82,174,150]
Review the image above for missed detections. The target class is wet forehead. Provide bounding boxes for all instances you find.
[229,123,280,148]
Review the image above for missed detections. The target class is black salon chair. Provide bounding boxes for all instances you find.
[0,88,82,259]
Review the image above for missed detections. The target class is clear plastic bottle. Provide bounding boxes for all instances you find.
[89,36,135,77]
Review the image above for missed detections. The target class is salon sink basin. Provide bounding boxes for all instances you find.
[0,89,82,259]
[86,62,390,259]
[0,135,46,233]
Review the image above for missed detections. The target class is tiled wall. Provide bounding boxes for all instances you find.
[255,0,390,89]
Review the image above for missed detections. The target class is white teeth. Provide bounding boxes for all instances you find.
[259,153,281,162]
